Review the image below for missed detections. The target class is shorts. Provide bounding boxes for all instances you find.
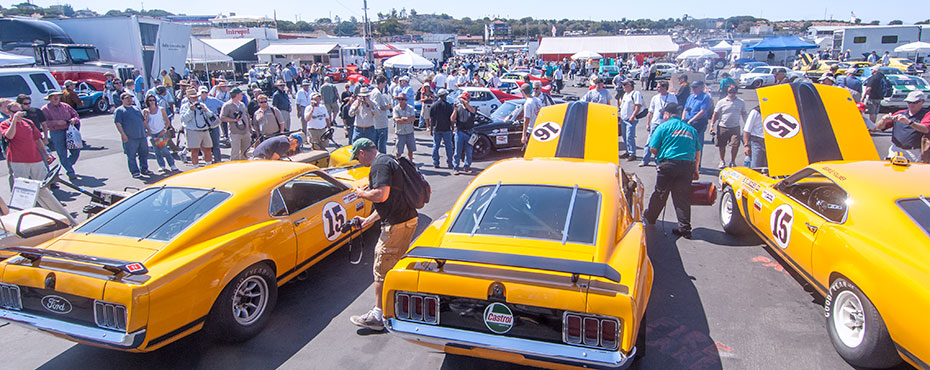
[372,217,418,282]
[186,129,213,148]
[395,133,416,154]
[716,125,741,148]
[324,102,339,114]
[866,99,882,114]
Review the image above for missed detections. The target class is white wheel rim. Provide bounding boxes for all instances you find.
[232,276,269,326]
[721,192,733,225]
[832,290,866,348]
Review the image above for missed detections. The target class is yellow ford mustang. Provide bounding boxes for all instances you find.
[0,160,373,352]
[382,102,653,369]
[719,82,929,369]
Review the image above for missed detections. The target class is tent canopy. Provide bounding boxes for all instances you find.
[571,50,603,60]
[710,40,731,51]
[202,38,254,55]
[0,51,34,67]
[894,41,930,53]
[677,47,718,59]
[744,36,817,51]
[256,43,337,56]
[537,35,679,55]
[188,37,233,63]
[383,51,434,69]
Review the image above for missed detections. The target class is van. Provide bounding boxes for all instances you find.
[0,67,62,106]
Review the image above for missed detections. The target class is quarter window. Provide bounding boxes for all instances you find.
[853,36,867,44]
[898,197,930,237]
[29,73,55,94]
[0,75,30,97]
[275,171,346,214]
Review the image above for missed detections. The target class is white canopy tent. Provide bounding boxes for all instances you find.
[571,50,602,60]
[677,47,718,59]
[894,41,930,53]
[0,51,34,67]
[187,37,233,77]
[710,41,732,51]
[383,51,434,69]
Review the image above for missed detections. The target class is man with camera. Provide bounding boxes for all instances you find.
[450,91,477,174]
[304,92,331,150]
[221,88,253,160]
[253,94,286,144]
[179,88,216,166]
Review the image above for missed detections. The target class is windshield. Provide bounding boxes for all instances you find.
[898,197,930,237]
[67,47,99,63]
[882,68,904,75]
[77,187,230,241]
[491,101,521,121]
[448,184,599,244]
[750,67,769,74]
[602,66,619,72]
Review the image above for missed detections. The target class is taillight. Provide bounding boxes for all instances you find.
[563,312,621,350]
[394,291,439,325]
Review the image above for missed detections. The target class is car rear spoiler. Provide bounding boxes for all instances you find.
[2,246,148,275]
[404,247,621,283]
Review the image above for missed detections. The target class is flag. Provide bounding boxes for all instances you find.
[551,24,557,37]
[485,24,489,41]
[849,11,856,23]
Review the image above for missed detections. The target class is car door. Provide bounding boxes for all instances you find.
[275,171,363,265]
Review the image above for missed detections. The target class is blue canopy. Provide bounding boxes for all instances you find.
[744,36,818,51]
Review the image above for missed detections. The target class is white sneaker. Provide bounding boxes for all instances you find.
[718,162,726,169]
[157,167,167,173]
[349,308,384,331]
[169,165,179,171]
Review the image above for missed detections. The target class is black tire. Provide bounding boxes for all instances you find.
[719,187,751,235]
[205,262,277,342]
[472,134,493,160]
[751,79,763,89]
[714,59,726,69]
[93,97,108,114]
[825,278,901,369]
[633,313,647,363]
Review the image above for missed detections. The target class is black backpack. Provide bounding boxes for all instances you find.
[880,76,893,98]
[392,156,431,209]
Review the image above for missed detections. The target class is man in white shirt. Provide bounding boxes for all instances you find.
[742,106,765,168]
[728,65,743,82]
[711,86,747,168]
[434,70,447,91]
[520,83,542,145]
[446,69,460,92]
[640,81,678,166]
[618,79,644,160]
[552,67,563,94]
[303,92,331,150]
[295,81,314,138]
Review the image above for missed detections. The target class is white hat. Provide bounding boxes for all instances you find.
[904,91,926,103]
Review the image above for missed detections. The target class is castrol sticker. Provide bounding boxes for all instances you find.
[483,302,514,334]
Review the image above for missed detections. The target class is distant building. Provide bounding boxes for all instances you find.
[490,20,510,40]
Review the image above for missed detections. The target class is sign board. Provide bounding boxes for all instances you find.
[210,27,279,40]
[10,178,41,211]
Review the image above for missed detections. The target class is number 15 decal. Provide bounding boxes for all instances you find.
[532,121,562,142]
[322,202,347,241]
[769,204,794,249]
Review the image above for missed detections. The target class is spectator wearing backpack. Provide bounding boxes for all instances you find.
[348,138,419,332]
[864,65,888,123]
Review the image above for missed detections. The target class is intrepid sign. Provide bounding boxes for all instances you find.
[483,302,514,334]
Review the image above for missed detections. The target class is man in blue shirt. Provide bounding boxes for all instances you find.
[113,92,152,178]
[272,80,292,133]
[643,103,702,239]
[837,69,863,94]
[133,69,146,107]
[683,80,712,166]
[198,86,224,162]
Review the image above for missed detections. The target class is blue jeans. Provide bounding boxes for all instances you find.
[693,123,707,167]
[749,138,767,169]
[209,126,221,162]
[122,138,149,175]
[375,127,389,153]
[48,129,80,176]
[150,136,176,168]
[432,131,454,167]
[623,119,638,156]
[351,126,376,145]
[454,130,473,170]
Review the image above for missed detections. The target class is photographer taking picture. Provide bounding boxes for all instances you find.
[221,88,253,160]
[179,88,216,166]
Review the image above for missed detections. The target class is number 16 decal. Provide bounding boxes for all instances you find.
[532,121,562,142]
[769,204,794,249]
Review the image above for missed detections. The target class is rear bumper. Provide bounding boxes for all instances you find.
[385,318,634,369]
[0,308,145,349]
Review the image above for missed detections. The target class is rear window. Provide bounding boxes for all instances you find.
[898,197,930,237]
[448,184,599,244]
[77,187,230,241]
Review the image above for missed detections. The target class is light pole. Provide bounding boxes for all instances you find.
[363,0,373,63]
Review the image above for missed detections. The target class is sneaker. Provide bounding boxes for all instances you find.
[141,170,156,176]
[672,228,693,239]
[433,163,440,169]
[626,155,638,161]
[619,153,630,159]
[349,308,384,331]
[170,165,179,171]
[453,169,462,175]
[638,162,647,167]
[157,167,167,173]
[132,173,142,178]
[729,162,736,168]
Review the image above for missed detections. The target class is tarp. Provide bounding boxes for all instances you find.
[188,36,232,63]
[383,51,434,69]
[202,38,255,55]
[256,43,337,56]
[0,51,34,67]
[744,36,818,51]
[536,35,679,55]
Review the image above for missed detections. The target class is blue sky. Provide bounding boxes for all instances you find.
[19,0,928,24]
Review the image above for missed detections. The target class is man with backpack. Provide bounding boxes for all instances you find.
[864,66,890,124]
[348,137,420,331]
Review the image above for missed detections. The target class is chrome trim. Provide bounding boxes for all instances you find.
[386,318,634,369]
[0,283,22,310]
[0,308,145,348]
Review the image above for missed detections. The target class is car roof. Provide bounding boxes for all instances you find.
[472,158,618,190]
[155,161,317,193]
[0,67,50,75]
[810,161,930,203]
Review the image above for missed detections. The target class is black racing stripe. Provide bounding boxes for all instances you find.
[553,101,588,159]
[148,316,206,347]
[791,82,843,163]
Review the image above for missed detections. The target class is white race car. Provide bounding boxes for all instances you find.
[449,87,522,116]
[739,66,805,88]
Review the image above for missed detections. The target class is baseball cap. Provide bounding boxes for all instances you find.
[437,88,449,96]
[904,91,926,103]
[290,133,303,149]
[399,76,410,81]
[230,87,243,96]
[395,94,408,100]
[662,102,681,115]
[198,86,209,93]
[310,92,321,99]
[350,138,376,159]
[690,80,705,88]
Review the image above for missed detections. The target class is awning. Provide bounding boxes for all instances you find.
[256,43,338,56]
[536,35,678,55]
[188,37,233,63]
[202,38,254,55]
[0,51,34,67]
[744,36,818,51]
[710,40,732,51]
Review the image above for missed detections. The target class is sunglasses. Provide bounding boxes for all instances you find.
[21,102,31,105]
[258,100,268,103]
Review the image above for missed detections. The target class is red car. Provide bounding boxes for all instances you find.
[325,67,349,82]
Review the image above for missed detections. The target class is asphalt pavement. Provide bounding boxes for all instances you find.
[0,78,915,370]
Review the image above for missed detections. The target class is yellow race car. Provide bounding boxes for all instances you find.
[0,160,373,352]
[382,102,653,369]
[718,82,929,369]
